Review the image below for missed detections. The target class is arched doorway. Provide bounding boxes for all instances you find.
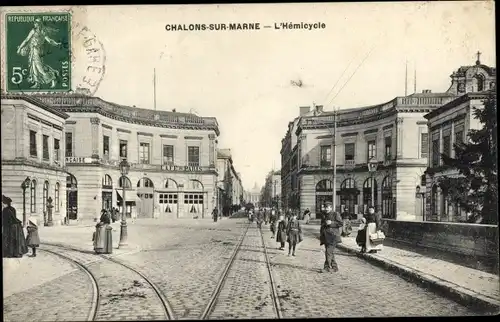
[185,180,204,218]
[430,184,439,221]
[102,174,113,212]
[315,179,333,215]
[160,179,179,217]
[339,178,359,215]
[66,174,78,220]
[118,176,133,218]
[381,176,394,219]
[363,177,378,213]
[137,177,154,218]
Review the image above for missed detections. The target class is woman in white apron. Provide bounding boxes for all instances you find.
[364,206,384,253]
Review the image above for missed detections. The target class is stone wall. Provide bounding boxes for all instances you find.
[382,219,499,260]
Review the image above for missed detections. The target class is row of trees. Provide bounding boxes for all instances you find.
[438,93,497,224]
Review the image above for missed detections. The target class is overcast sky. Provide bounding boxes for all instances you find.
[16,2,495,191]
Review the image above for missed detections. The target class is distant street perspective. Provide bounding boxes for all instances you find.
[1,2,498,321]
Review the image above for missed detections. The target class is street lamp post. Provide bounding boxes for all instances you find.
[416,185,425,220]
[367,157,379,210]
[21,177,31,228]
[119,159,130,248]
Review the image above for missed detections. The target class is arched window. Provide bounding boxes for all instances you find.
[102,174,113,188]
[43,181,49,213]
[164,178,178,189]
[119,176,132,189]
[30,180,37,213]
[340,178,356,189]
[137,178,154,188]
[54,182,60,212]
[475,74,485,92]
[316,179,333,192]
[190,180,203,190]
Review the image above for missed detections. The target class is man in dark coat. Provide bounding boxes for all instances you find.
[212,207,219,222]
[320,217,343,273]
[2,195,28,258]
[320,202,336,245]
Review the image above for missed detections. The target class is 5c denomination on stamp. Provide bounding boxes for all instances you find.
[5,13,71,92]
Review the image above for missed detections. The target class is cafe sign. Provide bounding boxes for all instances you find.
[65,157,95,164]
[162,164,203,172]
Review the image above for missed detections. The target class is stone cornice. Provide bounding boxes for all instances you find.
[117,128,131,134]
[341,132,358,138]
[429,113,467,132]
[184,136,203,140]
[2,158,67,172]
[382,124,394,130]
[26,94,220,136]
[137,131,153,137]
[363,128,378,135]
[27,113,64,131]
[160,134,178,139]
[424,91,495,120]
[102,123,113,130]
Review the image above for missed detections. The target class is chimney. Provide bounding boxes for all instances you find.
[422,89,432,94]
[315,105,324,113]
[299,106,310,116]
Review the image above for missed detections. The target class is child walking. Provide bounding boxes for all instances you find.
[26,218,40,257]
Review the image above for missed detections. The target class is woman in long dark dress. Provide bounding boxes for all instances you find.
[2,195,28,258]
[276,215,287,250]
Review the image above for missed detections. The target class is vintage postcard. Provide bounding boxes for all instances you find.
[1,2,498,321]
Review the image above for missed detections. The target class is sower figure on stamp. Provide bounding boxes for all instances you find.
[16,18,62,89]
[320,212,343,273]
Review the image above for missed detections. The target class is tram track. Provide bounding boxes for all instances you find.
[41,244,175,321]
[200,221,282,319]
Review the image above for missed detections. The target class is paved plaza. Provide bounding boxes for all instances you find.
[3,215,498,321]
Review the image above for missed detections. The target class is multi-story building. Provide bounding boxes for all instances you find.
[281,58,495,221]
[216,149,244,215]
[5,93,221,221]
[1,95,70,226]
[261,170,281,208]
[423,58,496,222]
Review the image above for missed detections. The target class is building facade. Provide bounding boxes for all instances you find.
[261,170,281,208]
[281,58,495,221]
[216,149,244,215]
[1,95,70,226]
[6,93,221,221]
[248,182,261,206]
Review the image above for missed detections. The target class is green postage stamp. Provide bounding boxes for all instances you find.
[5,13,71,92]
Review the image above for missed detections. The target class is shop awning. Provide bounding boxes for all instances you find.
[116,190,136,206]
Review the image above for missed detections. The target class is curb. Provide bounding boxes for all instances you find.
[335,243,500,314]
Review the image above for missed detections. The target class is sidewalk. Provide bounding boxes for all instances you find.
[300,222,500,312]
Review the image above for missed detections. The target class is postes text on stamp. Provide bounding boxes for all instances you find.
[5,13,71,92]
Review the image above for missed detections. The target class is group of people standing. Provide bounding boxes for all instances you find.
[2,195,40,258]
[252,208,303,257]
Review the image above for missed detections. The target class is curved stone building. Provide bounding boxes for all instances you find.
[21,93,220,222]
[280,58,496,221]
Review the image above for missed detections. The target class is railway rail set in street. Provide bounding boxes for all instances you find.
[40,221,283,320]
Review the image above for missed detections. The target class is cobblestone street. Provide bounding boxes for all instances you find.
[2,217,488,321]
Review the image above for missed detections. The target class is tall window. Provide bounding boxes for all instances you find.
[65,132,73,157]
[432,137,440,167]
[188,146,200,166]
[30,180,36,213]
[443,134,451,157]
[320,145,331,167]
[54,182,60,212]
[119,140,128,159]
[163,145,174,165]
[367,140,376,160]
[103,135,110,158]
[420,133,429,158]
[43,181,49,213]
[455,124,464,146]
[54,138,60,161]
[344,143,355,161]
[384,137,392,159]
[30,130,37,157]
[139,143,150,164]
[42,135,49,160]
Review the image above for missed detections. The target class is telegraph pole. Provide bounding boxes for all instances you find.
[332,109,337,212]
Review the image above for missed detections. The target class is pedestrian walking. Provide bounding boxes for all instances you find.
[264,209,269,225]
[111,207,118,223]
[212,207,219,222]
[2,195,28,258]
[356,217,367,251]
[303,208,311,224]
[320,217,342,273]
[26,218,40,257]
[276,215,287,250]
[256,210,263,229]
[320,202,336,245]
[286,213,302,257]
[270,211,277,238]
